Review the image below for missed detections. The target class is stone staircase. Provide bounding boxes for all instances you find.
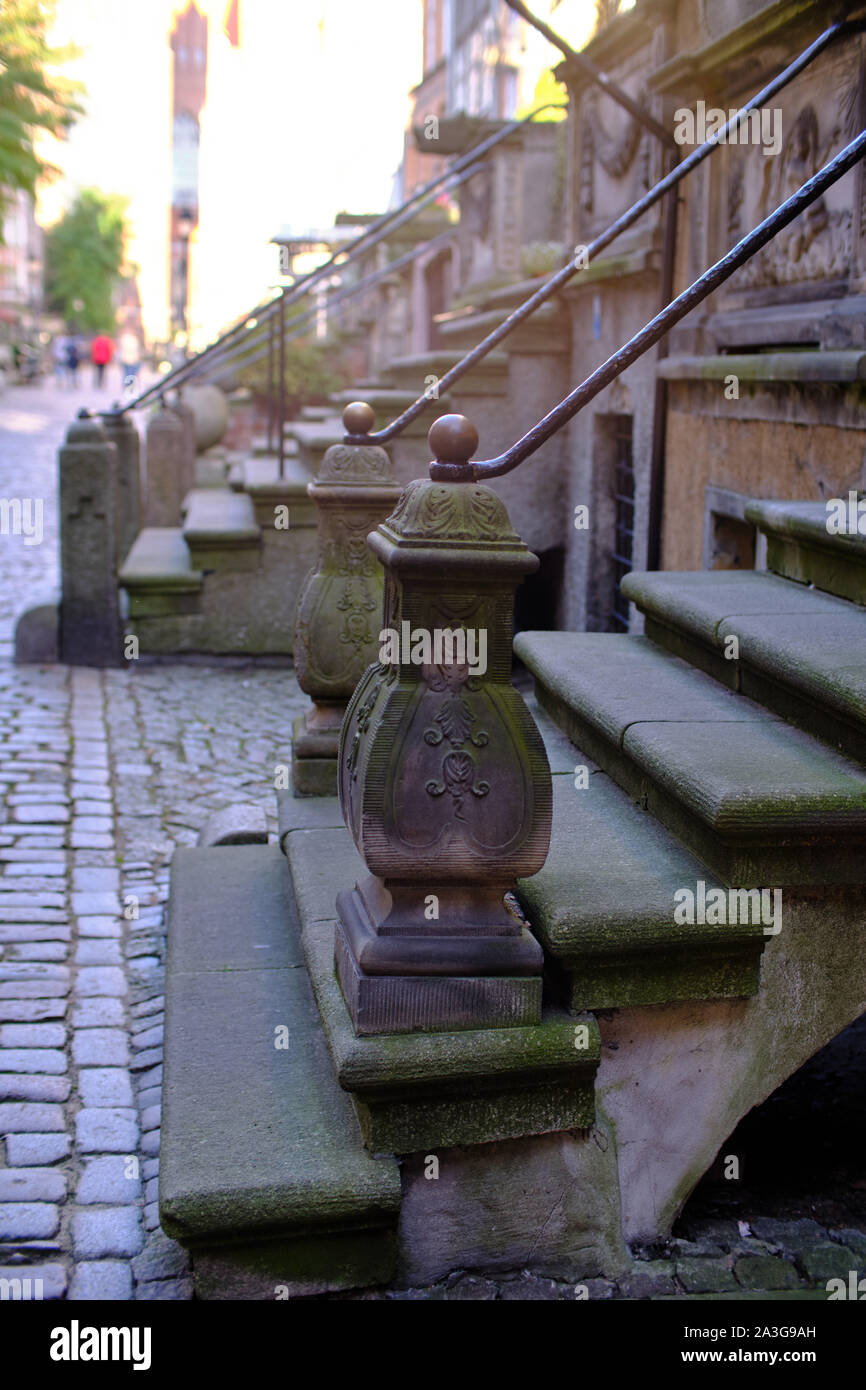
[118,454,317,657]
[159,500,866,1295]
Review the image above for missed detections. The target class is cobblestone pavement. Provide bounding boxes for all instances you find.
[0,382,864,1301]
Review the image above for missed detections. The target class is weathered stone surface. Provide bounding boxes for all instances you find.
[144,403,187,528]
[676,1257,737,1293]
[182,489,260,572]
[336,465,551,1033]
[69,1260,133,1301]
[59,414,122,667]
[284,825,598,1152]
[292,422,401,795]
[101,409,142,567]
[746,498,866,607]
[14,602,59,665]
[184,383,229,453]
[595,888,866,1245]
[198,802,268,847]
[735,1254,800,1289]
[622,570,866,763]
[72,1206,143,1258]
[517,630,866,885]
[160,846,401,1297]
[518,773,763,1010]
[118,529,202,619]
[396,1125,628,1288]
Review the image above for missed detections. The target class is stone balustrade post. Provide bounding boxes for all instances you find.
[101,407,141,569]
[59,410,123,667]
[334,414,552,1035]
[168,388,197,495]
[292,403,402,795]
[143,398,187,526]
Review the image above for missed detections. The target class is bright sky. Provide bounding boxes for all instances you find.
[38,0,424,346]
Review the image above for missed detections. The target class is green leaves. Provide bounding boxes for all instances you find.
[0,0,84,226]
[44,187,129,333]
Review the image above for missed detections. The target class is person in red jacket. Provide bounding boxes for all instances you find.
[90,333,114,388]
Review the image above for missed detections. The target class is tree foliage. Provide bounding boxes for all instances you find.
[0,0,84,228]
[44,187,128,332]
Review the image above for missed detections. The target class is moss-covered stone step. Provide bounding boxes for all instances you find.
[517,773,765,1011]
[159,844,402,1299]
[621,570,866,765]
[118,528,203,618]
[746,498,866,606]
[181,489,261,571]
[280,813,599,1154]
[514,632,866,886]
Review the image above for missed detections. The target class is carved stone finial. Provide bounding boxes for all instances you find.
[342,400,376,439]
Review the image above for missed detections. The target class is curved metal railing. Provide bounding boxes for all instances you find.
[422,129,866,482]
[344,18,861,447]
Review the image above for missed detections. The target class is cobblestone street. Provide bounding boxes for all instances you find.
[0,382,864,1302]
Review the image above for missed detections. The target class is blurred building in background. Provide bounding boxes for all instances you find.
[0,190,45,347]
[169,1,209,345]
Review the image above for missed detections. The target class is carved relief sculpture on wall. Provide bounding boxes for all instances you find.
[732,101,857,288]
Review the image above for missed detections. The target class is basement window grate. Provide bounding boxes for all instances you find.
[610,415,635,631]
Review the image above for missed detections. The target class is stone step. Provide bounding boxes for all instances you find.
[159,844,402,1299]
[437,297,568,355]
[621,570,866,765]
[250,433,300,457]
[284,420,343,474]
[514,631,866,887]
[278,798,599,1154]
[380,349,509,397]
[226,454,315,528]
[746,497,866,606]
[181,488,261,571]
[515,702,766,1011]
[118,528,203,618]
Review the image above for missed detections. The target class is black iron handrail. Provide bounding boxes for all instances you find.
[117,101,566,414]
[426,129,866,480]
[345,17,860,448]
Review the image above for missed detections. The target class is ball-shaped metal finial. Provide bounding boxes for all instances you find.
[428,413,479,465]
[77,408,91,419]
[343,401,375,436]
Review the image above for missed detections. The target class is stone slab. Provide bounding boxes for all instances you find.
[622,571,866,761]
[160,845,401,1296]
[621,570,848,649]
[276,792,344,852]
[517,775,764,1010]
[514,632,757,745]
[14,603,59,666]
[198,803,268,847]
[518,631,866,886]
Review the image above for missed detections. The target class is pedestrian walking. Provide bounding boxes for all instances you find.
[52,335,68,387]
[90,333,114,388]
[65,337,80,388]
